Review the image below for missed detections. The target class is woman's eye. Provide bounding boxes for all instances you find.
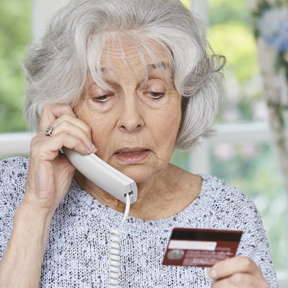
[148,92,165,99]
[92,94,112,102]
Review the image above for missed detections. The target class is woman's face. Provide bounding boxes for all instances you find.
[75,41,182,185]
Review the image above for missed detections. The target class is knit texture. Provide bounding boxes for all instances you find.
[0,157,278,287]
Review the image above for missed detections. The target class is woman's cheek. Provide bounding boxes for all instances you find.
[160,98,182,135]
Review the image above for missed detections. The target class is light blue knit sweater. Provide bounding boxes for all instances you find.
[0,157,278,287]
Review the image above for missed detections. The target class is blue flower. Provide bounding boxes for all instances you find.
[257,7,288,52]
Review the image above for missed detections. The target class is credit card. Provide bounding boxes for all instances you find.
[162,228,242,267]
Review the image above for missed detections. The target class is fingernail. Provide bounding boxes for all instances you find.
[85,146,92,154]
[91,144,97,153]
[207,269,217,280]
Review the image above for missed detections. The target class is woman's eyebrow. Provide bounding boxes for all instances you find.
[96,62,171,73]
[147,62,172,71]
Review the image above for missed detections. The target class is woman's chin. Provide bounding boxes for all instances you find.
[119,166,158,185]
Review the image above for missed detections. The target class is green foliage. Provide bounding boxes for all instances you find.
[209,23,258,83]
[208,0,268,127]
[208,0,261,124]
[252,0,271,18]
[208,0,251,26]
[0,0,32,132]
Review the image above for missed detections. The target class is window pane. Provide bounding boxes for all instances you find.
[170,149,190,171]
[208,0,268,124]
[0,0,32,132]
[211,142,288,271]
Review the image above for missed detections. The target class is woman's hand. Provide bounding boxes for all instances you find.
[21,103,96,217]
[208,256,270,288]
[0,103,96,288]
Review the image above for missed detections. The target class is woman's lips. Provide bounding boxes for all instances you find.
[114,148,150,164]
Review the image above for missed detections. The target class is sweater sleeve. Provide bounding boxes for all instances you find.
[0,157,27,259]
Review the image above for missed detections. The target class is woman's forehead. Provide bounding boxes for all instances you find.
[86,37,174,88]
[100,38,173,74]
[87,63,173,87]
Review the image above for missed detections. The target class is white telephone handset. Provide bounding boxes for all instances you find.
[63,147,137,286]
[62,147,138,204]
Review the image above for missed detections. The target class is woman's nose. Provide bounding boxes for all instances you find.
[117,95,144,133]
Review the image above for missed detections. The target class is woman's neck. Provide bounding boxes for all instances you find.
[74,164,202,220]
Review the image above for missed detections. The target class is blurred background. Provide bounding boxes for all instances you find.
[0,0,287,286]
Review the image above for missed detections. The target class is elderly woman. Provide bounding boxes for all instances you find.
[0,0,278,287]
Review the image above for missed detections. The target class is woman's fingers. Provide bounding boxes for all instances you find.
[208,256,270,288]
[208,256,262,280]
[24,103,97,215]
[39,104,76,131]
[31,133,91,159]
[38,104,96,153]
[51,119,96,153]
[51,113,92,139]
[211,273,262,288]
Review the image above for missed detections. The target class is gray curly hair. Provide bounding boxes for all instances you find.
[23,0,225,150]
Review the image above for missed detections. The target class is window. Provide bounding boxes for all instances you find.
[0,0,31,133]
[171,0,288,280]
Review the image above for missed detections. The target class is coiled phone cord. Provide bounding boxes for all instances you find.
[108,193,131,287]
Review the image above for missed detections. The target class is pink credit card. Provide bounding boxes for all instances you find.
[162,228,243,267]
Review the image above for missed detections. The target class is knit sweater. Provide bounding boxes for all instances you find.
[0,157,278,287]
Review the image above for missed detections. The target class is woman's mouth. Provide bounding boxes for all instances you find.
[114,148,150,164]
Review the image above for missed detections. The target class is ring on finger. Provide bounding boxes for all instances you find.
[44,125,54,137]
